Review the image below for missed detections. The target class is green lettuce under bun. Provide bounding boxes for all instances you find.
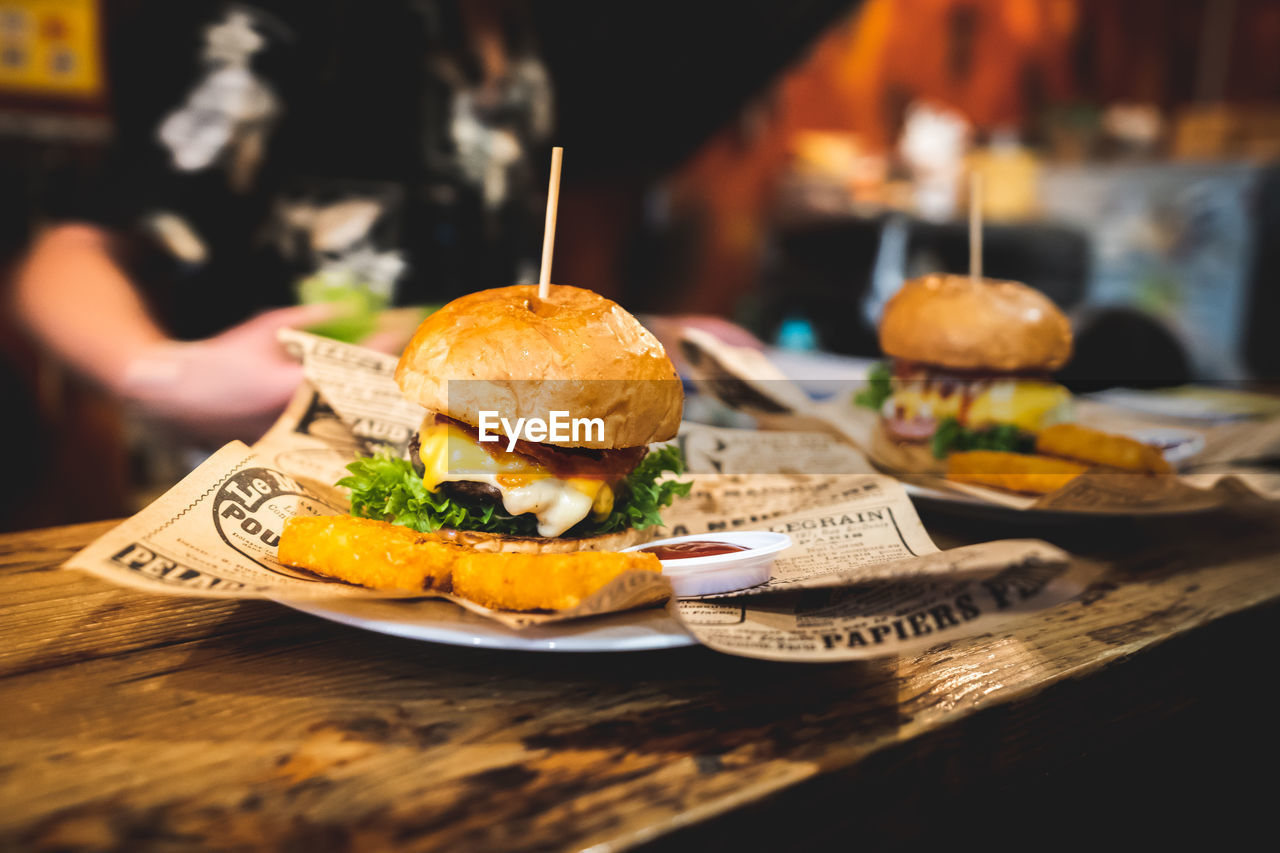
[337,444,692,538]
[853,361,893,411]
[929,417,1036,459]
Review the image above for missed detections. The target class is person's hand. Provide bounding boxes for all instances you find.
[639,314,765,379]
[356,306,426,355]
[119,304,339,443]
[641,314,765,352]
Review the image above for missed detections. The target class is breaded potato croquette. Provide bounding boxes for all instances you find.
[947,450,1088,495]
[451,550,662,611]
[278,516,662,610]
[278,515,461,592]
[1036,423,1172,474]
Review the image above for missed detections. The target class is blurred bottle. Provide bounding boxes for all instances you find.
[296,266,390,343]
[1102,103,1164,160]
[775,313,820,352]
[968,129,1041,222]
[898,101,971,221]
[287,197,407,343]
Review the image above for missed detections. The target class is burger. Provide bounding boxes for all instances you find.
[337,284,689,552]
[857,273,1074,474]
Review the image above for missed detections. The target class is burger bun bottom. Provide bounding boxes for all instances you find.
[431,525,653,554]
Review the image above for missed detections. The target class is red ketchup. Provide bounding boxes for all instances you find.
[640,541,750,560]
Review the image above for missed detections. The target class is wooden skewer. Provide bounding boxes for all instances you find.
[538,147,563,300]
[969,170,983,283]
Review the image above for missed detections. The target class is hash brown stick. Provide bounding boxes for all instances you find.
[947,450,1088,495]
[278,515,460,592]
[1036,423,1172,474]
[451,550,663,611]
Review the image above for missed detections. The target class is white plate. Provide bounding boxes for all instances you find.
[276,595,697,652]
[1119,426,1206,466]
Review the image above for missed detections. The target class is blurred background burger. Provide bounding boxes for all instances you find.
[860,273,1074,474]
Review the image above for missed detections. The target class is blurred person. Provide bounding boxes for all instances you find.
[8,0,550,446]
[12,225,343,443]
[1058,305,1192,392]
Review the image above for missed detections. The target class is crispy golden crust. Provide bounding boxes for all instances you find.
[278,515,662,610]
[1036,424,1172,474]
[395,284,683,449]
[278,515,460,592]
[879,274,1073,371]
[450,550,662,611]
[946,451,1088,495]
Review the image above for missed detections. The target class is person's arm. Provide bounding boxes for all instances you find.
[11,223,167,395]
[10,223,340,442]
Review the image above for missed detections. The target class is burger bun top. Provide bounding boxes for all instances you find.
[879,274,1073,372]
[395,284,683,449]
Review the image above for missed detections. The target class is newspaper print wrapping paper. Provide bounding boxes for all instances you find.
[63,331,1096,661]
[677,326,1280,512]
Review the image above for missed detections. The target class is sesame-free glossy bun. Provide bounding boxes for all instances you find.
[395,284,682,449]
[879,274,1073,372]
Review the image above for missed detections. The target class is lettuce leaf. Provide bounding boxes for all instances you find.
[337,443,692,537]
[853,361,892,411]
[930,417,1036,459]
[589,443,693,533]
[337,451,539,535]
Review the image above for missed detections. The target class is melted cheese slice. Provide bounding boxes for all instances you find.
[888,380,1072,432]
[417,421,613,537]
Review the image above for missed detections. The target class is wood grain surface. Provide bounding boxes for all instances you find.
[3,506,1280,852]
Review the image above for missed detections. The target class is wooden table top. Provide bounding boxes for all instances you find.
[3,506,1280,852]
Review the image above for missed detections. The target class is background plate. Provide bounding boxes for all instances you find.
[276,596,697,652]
[900,426,1211,522]
[902,479,1226,523]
